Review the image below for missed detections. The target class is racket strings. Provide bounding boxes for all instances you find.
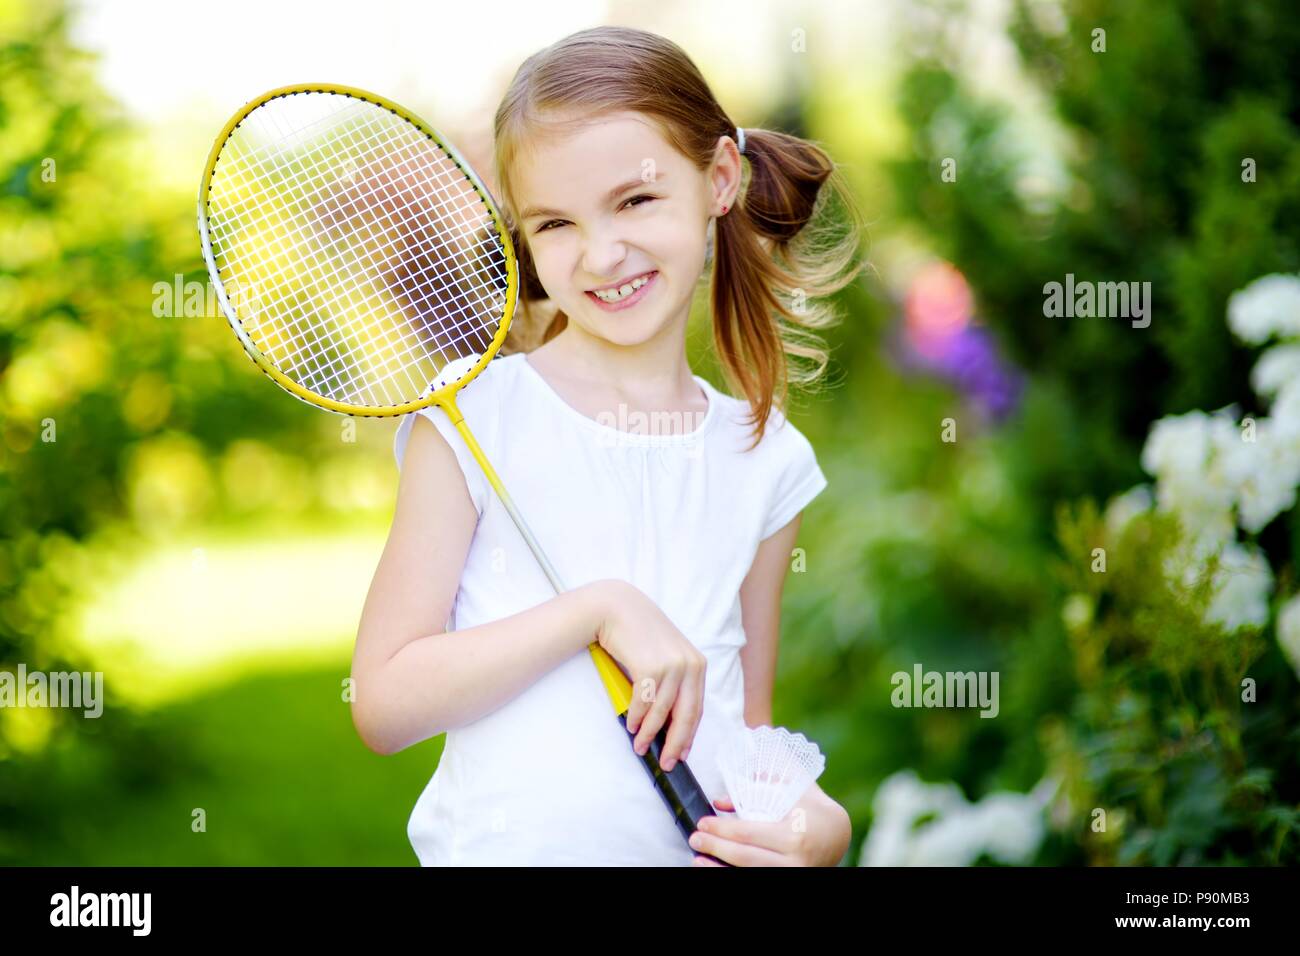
[214,110,500,402]
[212,100,501,335]
[205,91,508,408]
[212,107,429,390]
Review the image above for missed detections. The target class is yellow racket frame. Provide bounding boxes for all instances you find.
[198,83,634,715]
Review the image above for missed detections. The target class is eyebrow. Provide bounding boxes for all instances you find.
[520,174,666,222]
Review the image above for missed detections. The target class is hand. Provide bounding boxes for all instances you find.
[588,579,707,773]
[689,784,852,867]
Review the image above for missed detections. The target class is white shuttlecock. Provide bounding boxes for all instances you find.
[716,724,826,822]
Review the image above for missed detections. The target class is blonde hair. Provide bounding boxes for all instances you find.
[493,26,866,446]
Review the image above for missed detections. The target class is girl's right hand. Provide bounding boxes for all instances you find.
[587,579,707,773]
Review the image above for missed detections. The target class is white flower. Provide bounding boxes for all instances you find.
[1276,594,1300,681]
[1227,273,1300,345]
[1201,406,1247,486]
[1127,272,1298,647]
[1141,410,1214,481]
[1141,409,1238,551]
[1251,344,1300,398]
[860,770,965,867]
[1272,381,1300,442]
[1220,418,1300,532]
[1203,541,1273,631]
[1142,403,1300,541]
[908,813,987,866]
[1104,484,1153,537]
[1164,537,1272,632]
[967,792,1047,864]
[860,770,1049,866]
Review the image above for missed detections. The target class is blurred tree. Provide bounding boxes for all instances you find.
[0,1,186,860]
[889,0,1300,506]
[881,0,1300,865]
[0,0,362,861]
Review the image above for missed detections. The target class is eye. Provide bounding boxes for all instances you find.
[535,219,567,233]
[623,194,656,210]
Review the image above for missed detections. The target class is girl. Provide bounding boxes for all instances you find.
[351,25,864,866]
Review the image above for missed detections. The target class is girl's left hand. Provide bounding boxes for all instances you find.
[688,785,852,867]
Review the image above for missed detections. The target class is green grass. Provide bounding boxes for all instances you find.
[11,664,442,865]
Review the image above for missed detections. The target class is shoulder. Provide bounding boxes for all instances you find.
[700,379,828,538]
[451,351,527,415]
[761,402,817,454]
[701,377,819,466]
[394,352,523,484]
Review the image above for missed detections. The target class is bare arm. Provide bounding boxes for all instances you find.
[738,513,801,728]
[350,414,604,755]
[724,511,852,865]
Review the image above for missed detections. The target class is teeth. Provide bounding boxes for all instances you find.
[593,273,652,302]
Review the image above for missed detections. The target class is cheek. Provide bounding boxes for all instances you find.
[629,209,704,268]
[659,220,708,273]
[526,242,571,295]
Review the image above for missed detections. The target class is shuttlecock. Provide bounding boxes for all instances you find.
[716,724,826,822]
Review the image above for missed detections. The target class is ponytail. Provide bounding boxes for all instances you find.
[713,127,866,448]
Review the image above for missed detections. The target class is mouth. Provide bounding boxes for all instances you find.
[585,270,658,311]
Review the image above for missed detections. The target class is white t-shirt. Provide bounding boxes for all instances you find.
[391,351,827,865]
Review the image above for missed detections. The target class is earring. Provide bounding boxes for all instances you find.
[722,204,729,215]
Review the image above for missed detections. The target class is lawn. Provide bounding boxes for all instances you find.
[15,664,440,866]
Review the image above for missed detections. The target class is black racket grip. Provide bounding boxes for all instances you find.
[617,713,732,867]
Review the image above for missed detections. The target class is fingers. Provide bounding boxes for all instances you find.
[624,675,656,740]
[631,670,679,757]
[690,824,792,867]
[660,658,705,771]
[689,827,737,866]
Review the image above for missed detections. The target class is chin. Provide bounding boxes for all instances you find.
[587,315,671,348]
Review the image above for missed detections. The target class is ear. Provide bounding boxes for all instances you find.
[709,134,744,217]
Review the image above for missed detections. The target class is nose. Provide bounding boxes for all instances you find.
[580,221,627,284]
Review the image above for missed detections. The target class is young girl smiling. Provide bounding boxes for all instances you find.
[352,25,864,866]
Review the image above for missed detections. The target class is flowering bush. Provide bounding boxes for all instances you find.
[1045,273,1300,865]
[869,0,1300,866]
[1141,273,1300,648]
[860,769,1056,866]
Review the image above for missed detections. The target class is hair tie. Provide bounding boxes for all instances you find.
[736,127,746,155]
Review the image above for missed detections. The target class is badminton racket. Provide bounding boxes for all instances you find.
[197,84,724,863]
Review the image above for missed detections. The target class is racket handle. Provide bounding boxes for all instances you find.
[617,713,732,867]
